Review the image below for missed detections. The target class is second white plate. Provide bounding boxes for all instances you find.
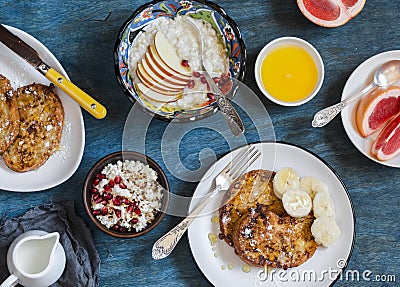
[188,142,355,287]
[341,50,400,168]
[0,25,85,192]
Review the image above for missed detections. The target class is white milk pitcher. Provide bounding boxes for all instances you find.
[1,230,66,287]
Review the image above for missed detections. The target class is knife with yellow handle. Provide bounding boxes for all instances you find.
[0,24,107,119]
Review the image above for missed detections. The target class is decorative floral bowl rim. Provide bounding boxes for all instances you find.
[113,0,246,121]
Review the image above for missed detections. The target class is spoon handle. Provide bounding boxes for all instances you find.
[312,82,375,127]
[203,70,245,136]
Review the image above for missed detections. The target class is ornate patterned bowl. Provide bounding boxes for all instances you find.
[114,0,246,121]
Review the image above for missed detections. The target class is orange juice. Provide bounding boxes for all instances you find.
[260,45,318,103]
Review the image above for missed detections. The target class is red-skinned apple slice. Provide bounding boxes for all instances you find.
[148,46,191,82]
[154,31,192,77]
[136,83,180,103]
[136,63,182,95]
[141,58,188,91]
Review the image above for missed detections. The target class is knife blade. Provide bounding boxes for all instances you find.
[0,24,107,119]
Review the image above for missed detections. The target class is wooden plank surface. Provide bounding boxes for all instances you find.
[0,0,399,286]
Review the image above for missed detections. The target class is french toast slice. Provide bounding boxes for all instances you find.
[232,204,318,269]
[3,83,64,172]
[218,169,285,247]
[0,75,19,153]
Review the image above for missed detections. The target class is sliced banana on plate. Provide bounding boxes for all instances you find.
[313,190,335,218]
[311,216,341,247]
[282,189,312,218]
[299,176,328,199]
[273,167,300,199]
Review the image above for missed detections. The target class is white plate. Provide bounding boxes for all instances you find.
[0,25,85,192]
[341,50,400,168]
[188,142,354,287]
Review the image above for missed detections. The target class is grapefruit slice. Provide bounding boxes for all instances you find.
[371,112,400,161]
[297,0,366,28]
[356,86,400,137]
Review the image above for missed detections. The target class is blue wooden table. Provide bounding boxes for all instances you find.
[0,0,399,286]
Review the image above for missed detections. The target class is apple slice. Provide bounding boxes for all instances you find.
[154,31,191,77]
[136,63,181,95]
[141,58,187,91]
[136,83,180,103]
[144,52,189,88]
[148,46,191,83]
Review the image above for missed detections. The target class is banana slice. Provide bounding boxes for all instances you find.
[311,216,341,247]
[313,191,335,218]
[273,167,300,199]
[282,189,312,218]
[299,176,328,199]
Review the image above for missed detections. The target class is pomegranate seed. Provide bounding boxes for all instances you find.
[90,187,98,194]
[181,60,189,67]
[213,77,220,84]
[192,71,201,78]
[111,224,120,231]
[122,198,130,205]
[103,185,111,192]
[119,182,127,189]
[115,209,121,218]
[119,226,127,232]
[93,178,100,186]
[101,200,108,205]
[108,179,115,187]
[101,207,108,215]
[207,93,215,100]
[103,192,113,200]
[94,196,103,204]
[96,173,106,179]
[200,76,207,84]
[134,207,142,216]
[127,205,134,214]
[92,209,101,216]
[114,176,122,184]
[113,196,122,206]
[131,218,138,224]
[187,80,195,89]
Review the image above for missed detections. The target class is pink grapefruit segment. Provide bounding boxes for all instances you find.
[356,86,400,137]
[297,0,366,27]
[371,112,400,161]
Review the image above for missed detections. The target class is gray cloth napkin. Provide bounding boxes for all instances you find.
[0,201,100,287]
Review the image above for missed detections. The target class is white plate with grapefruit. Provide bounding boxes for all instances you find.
[341,50,400,168]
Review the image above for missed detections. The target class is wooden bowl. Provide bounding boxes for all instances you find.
[82,151,169,238]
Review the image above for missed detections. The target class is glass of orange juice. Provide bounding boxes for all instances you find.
[255,37,324,106]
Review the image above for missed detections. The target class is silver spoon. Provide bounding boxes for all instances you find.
[312,60,400,127]
[184,17,244,136]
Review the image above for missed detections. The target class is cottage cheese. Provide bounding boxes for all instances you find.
[90,160,164,232]
[128,15,229,110]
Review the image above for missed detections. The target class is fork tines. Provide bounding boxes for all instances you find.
[224,145,261,180]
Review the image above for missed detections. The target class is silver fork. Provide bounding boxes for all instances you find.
[152,145,261,260]
[184,17,245,137]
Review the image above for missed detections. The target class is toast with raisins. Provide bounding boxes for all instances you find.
[218,169,286,247]
[3,83,64,172]
[0,75,19,153]
[232,205,318,269]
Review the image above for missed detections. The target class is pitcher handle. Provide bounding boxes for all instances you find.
[0,274,19,287]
